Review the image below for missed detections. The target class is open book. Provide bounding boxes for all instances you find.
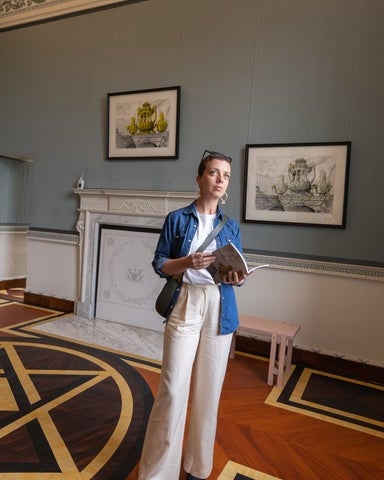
[207,243,269,284]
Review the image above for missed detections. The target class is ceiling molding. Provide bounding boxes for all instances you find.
[0,0,147,31]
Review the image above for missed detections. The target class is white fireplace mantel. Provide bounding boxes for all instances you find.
[74,188,197,318]
[74,188,197,218]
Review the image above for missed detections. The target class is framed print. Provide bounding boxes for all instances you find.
[107,86,180,159]
[243,142,351,228]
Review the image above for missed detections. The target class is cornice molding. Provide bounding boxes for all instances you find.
[0,0,146,31]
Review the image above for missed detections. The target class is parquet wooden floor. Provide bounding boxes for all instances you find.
[0,290,383,480]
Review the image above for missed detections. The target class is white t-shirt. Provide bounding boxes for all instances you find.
[183,211,217,285]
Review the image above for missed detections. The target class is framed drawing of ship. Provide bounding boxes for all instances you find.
[243,142,351,228]
[107,86,180,159]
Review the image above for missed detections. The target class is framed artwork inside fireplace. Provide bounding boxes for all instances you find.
[243,142,351,228]
[107,86,180,159]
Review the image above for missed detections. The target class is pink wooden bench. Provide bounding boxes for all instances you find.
[230,314,301,387]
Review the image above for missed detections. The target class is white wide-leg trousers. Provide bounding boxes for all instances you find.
[138,283,233,480]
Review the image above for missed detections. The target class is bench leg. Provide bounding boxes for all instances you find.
[268,332,278,385]
[286,338,294,372]
[276,335,287,387]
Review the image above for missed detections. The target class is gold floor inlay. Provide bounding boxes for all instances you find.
[218,461,282,480]
[0,304,154,479]
[266,365,384,438]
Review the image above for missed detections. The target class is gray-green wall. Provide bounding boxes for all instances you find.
[1,0,383,263]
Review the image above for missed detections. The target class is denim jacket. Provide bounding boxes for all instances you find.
[152,201,242,334]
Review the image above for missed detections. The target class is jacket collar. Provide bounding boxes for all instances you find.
[184,201,224,220]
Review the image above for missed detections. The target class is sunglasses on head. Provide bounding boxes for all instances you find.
[201,150,232,163]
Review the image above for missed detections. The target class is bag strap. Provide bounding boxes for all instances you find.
[196,215,229,253]
[173,215,229,283]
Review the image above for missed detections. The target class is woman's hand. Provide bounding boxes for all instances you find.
[222,270,246,285]
[189,252,216,270]
[161,252,215,276]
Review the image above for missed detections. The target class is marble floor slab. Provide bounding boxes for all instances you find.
[34,314,164,362]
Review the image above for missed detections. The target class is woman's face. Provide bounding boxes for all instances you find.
[197,158,231,201]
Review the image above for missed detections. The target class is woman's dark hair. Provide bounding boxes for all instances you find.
[198,150,232,176]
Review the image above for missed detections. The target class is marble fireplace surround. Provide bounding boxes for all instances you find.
[74,189,197,318]
[74,188,384,319]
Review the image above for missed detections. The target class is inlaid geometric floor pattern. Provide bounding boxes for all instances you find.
[0,288,24,303]
[0,300,156,479]
[217,461,282,479]
[1,289,383,480]
[265,364,384,439]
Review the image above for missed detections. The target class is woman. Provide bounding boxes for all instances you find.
[138,150,245,480]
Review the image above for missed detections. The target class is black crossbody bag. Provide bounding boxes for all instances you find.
[155,215,229,318]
